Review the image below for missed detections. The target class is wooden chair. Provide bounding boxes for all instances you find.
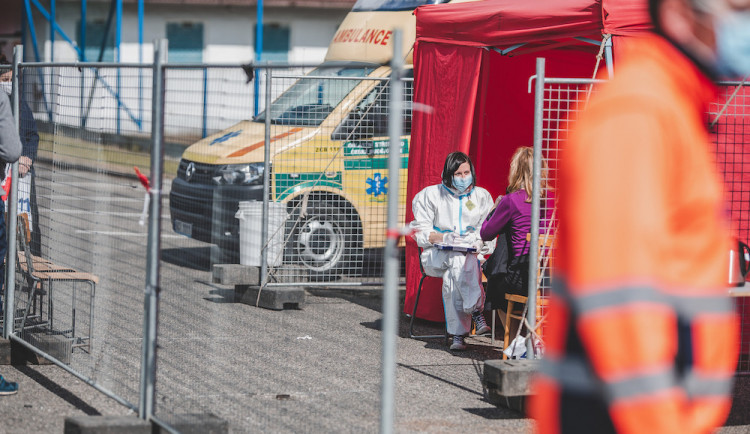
[15,213,99,353]
[13,214,58,334]
[501,232,555,359]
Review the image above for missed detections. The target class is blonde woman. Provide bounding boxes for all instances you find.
[480,147,549,335]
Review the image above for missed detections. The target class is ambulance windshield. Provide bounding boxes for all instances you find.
[255,65,376,127]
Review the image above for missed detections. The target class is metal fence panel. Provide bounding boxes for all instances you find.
[710,82,750,374]
[165,65,411,286]
[153,64,412,430]
[7,64,156,410]
[535,75,750,373]
[530,78,595,344]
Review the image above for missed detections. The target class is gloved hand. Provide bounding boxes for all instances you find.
[461,232,483,251]
[443,232,466,245]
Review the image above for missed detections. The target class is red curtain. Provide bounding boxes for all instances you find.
[404,41,484,322]
[404,0,651,321]
[405,44,599,320]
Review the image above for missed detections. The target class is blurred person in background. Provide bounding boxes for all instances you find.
[0,74,24,396]
[1,54,40,256]
[410,151,495,351]
[529,0,748,432]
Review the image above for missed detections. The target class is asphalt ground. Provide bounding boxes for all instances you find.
[0,165,747,433]
[0,285,749,433]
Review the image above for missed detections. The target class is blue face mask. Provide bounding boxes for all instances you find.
[715,10,750,78]
[452,174,473,193]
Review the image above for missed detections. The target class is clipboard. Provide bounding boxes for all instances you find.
[434,242,477,253]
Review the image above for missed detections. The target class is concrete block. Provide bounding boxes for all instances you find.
[212,264,260,286]
[170,413,229,434]
[21,331,72,365]
[483,359,539,412]
[64,413,228,434]
[0,338,11,365]
[64,416,150,434]
[235,284,305,310]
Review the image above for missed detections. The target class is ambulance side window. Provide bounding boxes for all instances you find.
[331,70,414,141]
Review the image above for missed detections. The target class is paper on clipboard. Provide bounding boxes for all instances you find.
[434,242,477,253]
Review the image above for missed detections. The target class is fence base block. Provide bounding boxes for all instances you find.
[0,338,11,365]
[15,331,72,365]
[235,285,305,310]
[212,264,260,286]
[64,413,228,434]
[483,359,539,412]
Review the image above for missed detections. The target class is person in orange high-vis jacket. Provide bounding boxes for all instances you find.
[529,0,749,433]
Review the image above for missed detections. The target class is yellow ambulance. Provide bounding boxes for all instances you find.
[169,0,462,279]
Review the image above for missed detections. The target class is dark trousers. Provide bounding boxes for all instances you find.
[485,254,529,312]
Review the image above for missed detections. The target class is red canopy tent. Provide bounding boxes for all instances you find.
[404,0,651,321]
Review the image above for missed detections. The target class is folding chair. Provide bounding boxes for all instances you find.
[408,246,449,341]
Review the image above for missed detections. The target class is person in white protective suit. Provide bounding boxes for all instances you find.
[410,151,495,351]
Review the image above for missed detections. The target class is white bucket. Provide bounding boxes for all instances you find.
[235,201,288,267]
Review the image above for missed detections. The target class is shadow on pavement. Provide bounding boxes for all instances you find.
[398,361,486,397]
[463,406,525,420]
[161,247,213,271]
[15,365,102,416]
[203,286,236,303]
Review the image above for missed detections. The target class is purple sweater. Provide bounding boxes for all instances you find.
[480,190,552,257]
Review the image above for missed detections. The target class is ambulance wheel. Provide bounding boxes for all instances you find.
[287,199,362,281]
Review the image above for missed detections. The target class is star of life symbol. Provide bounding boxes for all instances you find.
[366,172,388,197]
[210,130,242,146]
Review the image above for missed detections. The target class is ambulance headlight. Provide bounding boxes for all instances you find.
[212,163,265,185]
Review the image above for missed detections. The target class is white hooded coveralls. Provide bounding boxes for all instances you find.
[410,184,495,336]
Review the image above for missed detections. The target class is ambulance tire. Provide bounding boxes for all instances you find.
[286,199,363,281]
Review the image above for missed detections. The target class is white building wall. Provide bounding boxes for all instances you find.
[31,3,349,140]
[39,3,346,64]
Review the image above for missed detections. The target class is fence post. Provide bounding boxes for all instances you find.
[3,45,23,339]
[380,28,403,434]
[139,38,167,420]
[528,57,546,358]
[259,67,272,290]
[202,67,208,138]
[604,37,614,79]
